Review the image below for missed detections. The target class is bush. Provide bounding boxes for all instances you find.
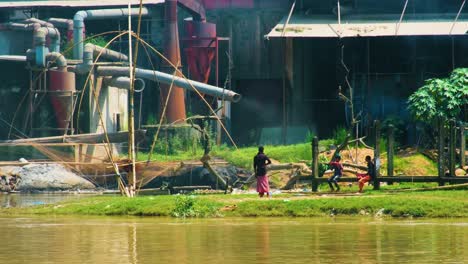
[408,68,468,124]
[333,126,348,146]
[172,195,196,218]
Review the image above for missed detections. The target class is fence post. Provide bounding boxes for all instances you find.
[311,136,319,192]
[373,120,381,190]
[449,119,456,177]
[387,124,394,181]
[438,118,445,186]
[460,123,466,169]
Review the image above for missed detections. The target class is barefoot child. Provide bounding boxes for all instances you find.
[328,155,343,191]
[356,155,375,193]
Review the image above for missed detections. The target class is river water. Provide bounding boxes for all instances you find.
[0,194,466,264]
[1,216,467,263]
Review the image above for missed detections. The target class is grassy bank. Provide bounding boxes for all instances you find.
[2,190,466,218]
[137,142,437,176]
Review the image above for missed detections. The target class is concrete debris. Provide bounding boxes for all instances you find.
[0,164,95,191]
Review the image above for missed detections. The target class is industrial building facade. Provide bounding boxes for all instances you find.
[0,0,466,147]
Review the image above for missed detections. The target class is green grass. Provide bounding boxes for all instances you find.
[393,153,438,176]
[137,142,319,169]
[3,191,466,218]
[136,141,438,177]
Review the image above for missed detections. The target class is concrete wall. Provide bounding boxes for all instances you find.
[89,76,128,134]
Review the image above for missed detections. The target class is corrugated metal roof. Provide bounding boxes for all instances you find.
[0,0,164,8]
[266,14,468,38]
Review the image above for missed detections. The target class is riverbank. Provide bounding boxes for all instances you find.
[2,190,466,218]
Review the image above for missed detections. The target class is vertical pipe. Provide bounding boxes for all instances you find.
[312,136,319,192]
[438,118,445,185]
[461,123,466,169]
[373,120,381,190]
[161,0,186,123]
[449,119,456,177]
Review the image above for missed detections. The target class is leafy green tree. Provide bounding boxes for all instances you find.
[408,68,467,123]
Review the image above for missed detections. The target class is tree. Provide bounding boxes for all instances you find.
[408,68,468,124]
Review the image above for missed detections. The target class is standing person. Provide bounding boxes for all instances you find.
[254,146,272,198]
[356,155,375,193]
[328,154,343,191]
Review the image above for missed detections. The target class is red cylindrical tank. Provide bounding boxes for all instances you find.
[161,0,187,124]
[48,70,76,132]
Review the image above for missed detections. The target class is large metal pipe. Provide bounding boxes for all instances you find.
[3,22,61,56]
[45,52,67,69]
[86,43,128,62]
[73,7,150,60]
[48,18,74,41]
[96,66,241,103]
[105,77,145,91]
[37,26,61,53]
[32,26,61,66]
[71,43,128,74]
[22,18,54,28]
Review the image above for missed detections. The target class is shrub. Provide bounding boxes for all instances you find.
[333,126,348,146]
[408,68,467,124]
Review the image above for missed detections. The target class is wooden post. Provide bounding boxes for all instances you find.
[373,120,381,190]
[460,123,466,169]
[311,136,319,192]
[438,118,445,186]
[449,119,456,177]
[387,124,394,184]
[224,177,230,194]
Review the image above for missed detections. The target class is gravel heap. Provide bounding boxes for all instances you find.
[2,164,95,191]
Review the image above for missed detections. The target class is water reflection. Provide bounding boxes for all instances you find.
[0,193,98,208]
[0,217,466,264]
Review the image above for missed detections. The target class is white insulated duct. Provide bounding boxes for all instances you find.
[96,66,241,102]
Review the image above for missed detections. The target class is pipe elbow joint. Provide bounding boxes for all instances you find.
[46,52,67,69]
[34,27,48,45]
[73,11,88,28]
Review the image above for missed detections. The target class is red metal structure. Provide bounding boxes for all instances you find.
[48,70,76,133]
[183,20,216,84]
[160,0,186,124]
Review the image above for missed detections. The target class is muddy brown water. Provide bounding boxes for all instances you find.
[0,218,467,261]
[0,194,467,263]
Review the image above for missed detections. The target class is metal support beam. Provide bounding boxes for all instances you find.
[450,0,466,35]
[395,0,409,35]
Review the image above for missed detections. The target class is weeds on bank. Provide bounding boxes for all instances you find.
[3,191,466,218]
